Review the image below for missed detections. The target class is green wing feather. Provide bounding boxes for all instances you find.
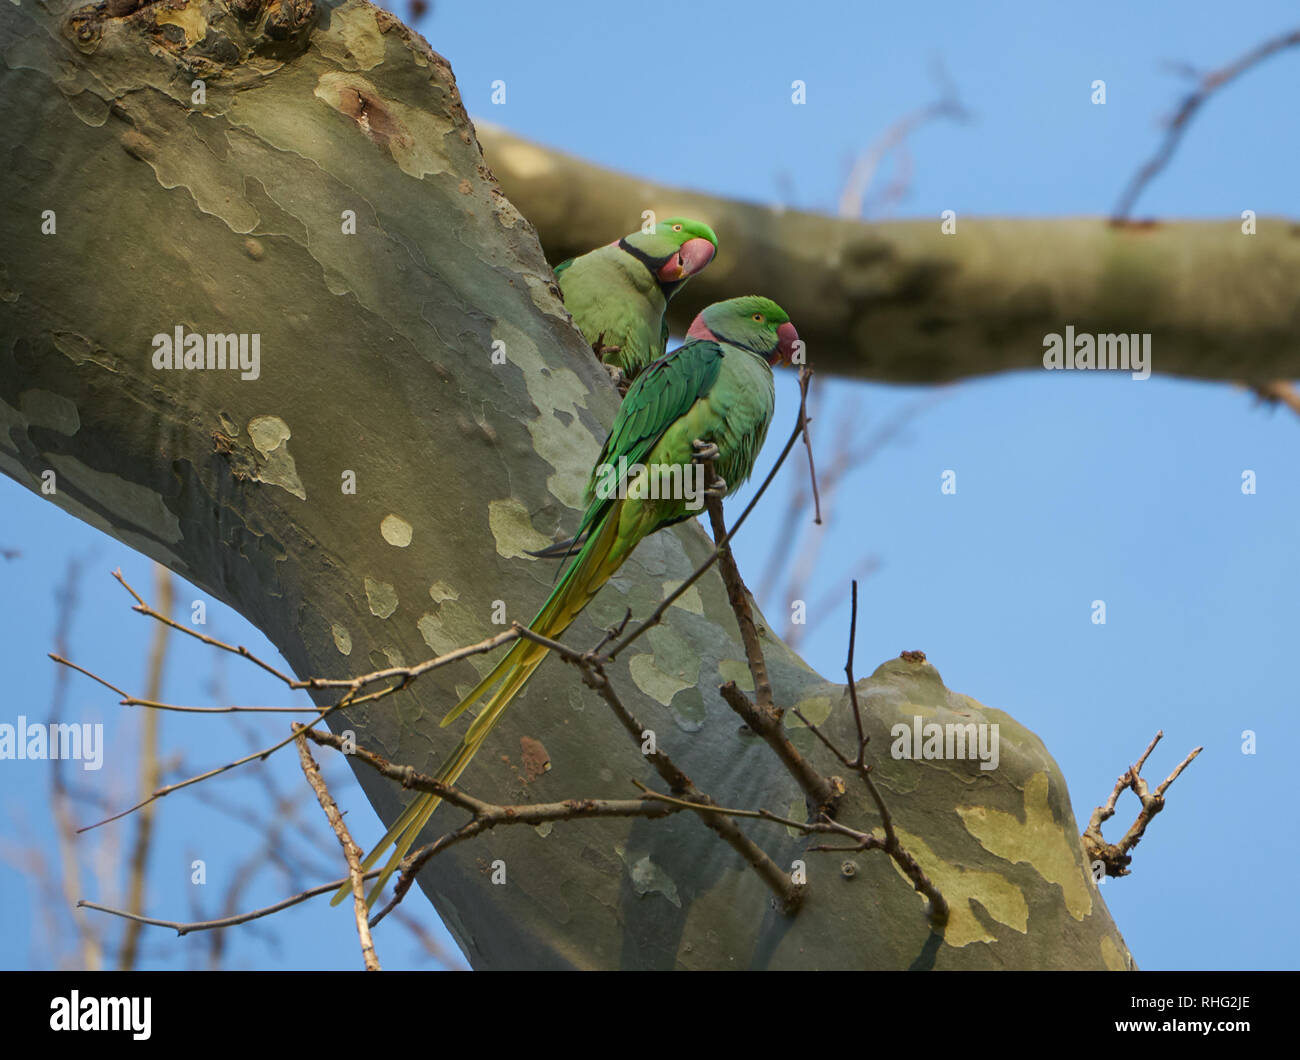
[582,340,723,505]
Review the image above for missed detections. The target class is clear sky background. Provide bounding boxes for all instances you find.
[2,1,1297,970]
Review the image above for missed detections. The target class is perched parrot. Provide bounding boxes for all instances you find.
[337,296,798,908]
[554,217,718,382]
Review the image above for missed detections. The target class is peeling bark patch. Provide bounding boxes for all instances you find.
[417,611,457,656]
[153,3,207,47]
[51,331,115,371]
[246,415,306,499]
[628,654,691,706]
[43,454,183,544]
[331,623,352,656]
[319,76,410,150]
[119,130,155,162]
[718,658,755,692]
[667,686,705,733]
[313,72,453,180]
[313,2,386,70]
[519,736,550,780]
[955,772,1092,921]
[418,599,494,677]
[890,826,1029,948]
[364,576,398,619]
[1100,936,1129,971]
[786,694,833,727]
[490,320,600,509]
[663,580,704,615]
[19,390,80,435]
[488,497,552,559]
[617,847,681,908]
[380,513,412,547]
[428,580,458,603]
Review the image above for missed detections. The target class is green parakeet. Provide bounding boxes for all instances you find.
[554,217,718,381]
[336,296,797,908]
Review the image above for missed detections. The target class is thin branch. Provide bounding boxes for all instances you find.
[1111,28,1300,222]
[1250,380,1300,420]
[119,563,172,970]
[839,59,969,219]
[699,426,841,817]
[790,581,949,927]
[560,648,805,914]
[56,580,523,833]
[338,628,806,917]
[48,556,103,970]
[112,568,295,685]
[295,732,380,970]
[79,875,377,936]
[1081,731,1203,877]
[798,372,823,525]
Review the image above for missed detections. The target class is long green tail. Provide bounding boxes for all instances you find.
[332,507,628,909]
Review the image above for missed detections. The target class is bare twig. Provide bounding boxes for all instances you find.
[839,59,970,219]
[119,564,172,970]
[295,732,380,970]
[1111,28,1300,222]
[79,875,377,936]
[758,389,947,640]
[798,376,823,525]
[56,573,524,833]
[791,581,949,927]
[697,424,841,817]
[1249,380,1300,420]
[1081,731,1202,877]
[47,556,104,970]
[559,646,806,914]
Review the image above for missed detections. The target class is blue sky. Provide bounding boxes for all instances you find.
[2,1,1297,970]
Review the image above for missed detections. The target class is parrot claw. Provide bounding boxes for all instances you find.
[691,439,719,462]
[601,362,627,393]
[704,476,728,499]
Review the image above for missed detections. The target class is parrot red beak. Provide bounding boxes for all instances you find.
[772,321,800,365]
[657,237,716,282]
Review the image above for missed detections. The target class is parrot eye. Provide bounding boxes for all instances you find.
[752,313,764,322]
[672,224,683,232]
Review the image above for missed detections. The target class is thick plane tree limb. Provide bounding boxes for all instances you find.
[2,0,1134,968]
[478,124,1300,384]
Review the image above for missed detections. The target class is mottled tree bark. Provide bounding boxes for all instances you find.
[479,125,1300,383]
[1,0,1134,969]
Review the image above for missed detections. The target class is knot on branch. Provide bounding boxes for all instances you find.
[64,0,321,71]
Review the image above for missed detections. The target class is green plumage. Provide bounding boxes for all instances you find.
[555,218,718,380]
[335,296,792,909]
